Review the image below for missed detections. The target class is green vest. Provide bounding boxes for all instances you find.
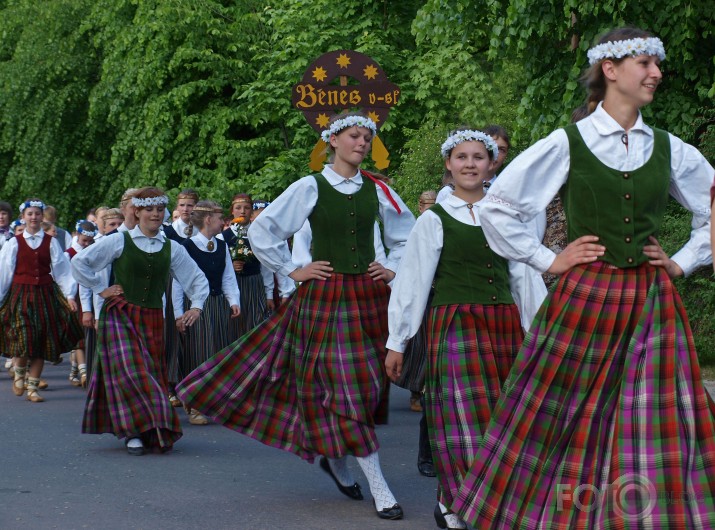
[113,231,171,308]
[560,124,670,268]
[430,204,514,307]
[309,174,378,274]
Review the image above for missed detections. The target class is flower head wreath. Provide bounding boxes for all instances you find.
[131,195,169,208]
[75,220,99,237]
[587,37,666,66]
[19,200,46,213]
[10,219,25,230]
[321,116,377,143]
[440,130,500,160]
[252,200,271,210]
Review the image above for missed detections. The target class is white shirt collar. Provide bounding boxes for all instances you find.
[444,192,485,208]
[23,229,45,241]
[591,101,652,137]
[129,225,166,242]
[172,218,195,237]
[190,231,214,250]
[322,165,363,186]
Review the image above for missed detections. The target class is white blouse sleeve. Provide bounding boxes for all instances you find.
[169,241,209,311]
[171,278,186,319]
[278,272,296,298]
[666,134,714,275]
[222,245,240,308]
[479,129,570,273]
[261,263,275,299]
[376,183,416,274]
[0,238,18,304]
[50,238,77,300]
[386,211,442,353]
[79,284,93,313]
[71,232,125,291]
[290,220,313,268]
[248,177,319,277]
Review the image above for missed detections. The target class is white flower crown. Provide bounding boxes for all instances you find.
[587,37,666,66]
[19,200,46,213]
[321,116,377,142]
[440,130,499,159]
[131,195,169,207]
[75,219,98,237]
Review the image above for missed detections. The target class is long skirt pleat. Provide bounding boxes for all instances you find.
[426,303,523,507]
[228,273,269,342]
[82,297,181,450]
[0,283,82,361]
[452,262,715,530]
[177,273,390,462]
[178,293,231,379]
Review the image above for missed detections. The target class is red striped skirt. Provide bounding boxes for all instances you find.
[177,273,391,462]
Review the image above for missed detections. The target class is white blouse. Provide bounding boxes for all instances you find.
[171,232,240,318]
[248,165,415,277]
[71,226,209,311]
[0,230,77,304]
[479,102,714,275]
[386,194,548,353]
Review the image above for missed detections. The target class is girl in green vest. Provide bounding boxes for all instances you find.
[386,129,542,529]
[177,113,415,521]
[451,27,715,529]
[72,187,209,456]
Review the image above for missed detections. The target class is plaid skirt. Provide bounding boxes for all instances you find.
[82,297,181,450]
[178,293,231,379]
[177,273,391,462]
[426,303,523,507]
[0,283,82,361]
[453,262,715,529]
[228,273,270,342]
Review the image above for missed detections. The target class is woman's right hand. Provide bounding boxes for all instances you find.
[99,284,124,299]
[385,349,404,382]
[233,261,244,273]
[547,235,605,275]
[82,311,95,328]
[288,261,333,282]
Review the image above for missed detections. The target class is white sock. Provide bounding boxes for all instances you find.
[439,502,466,529]
[327,457,356,487]
[4,358,11,369]
[127,438,143,448]
[355,452,397,511]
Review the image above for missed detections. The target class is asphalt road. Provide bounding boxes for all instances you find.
[3,363,714,530]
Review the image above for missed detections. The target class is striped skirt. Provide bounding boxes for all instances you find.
[228,273,269,342]
[426,303,523,507]
[0,283,82,361]
[452,262,715,529]
[177,273,391,462]
[394,307,429,393]
[178,293,231,379]
[82,297,181,450]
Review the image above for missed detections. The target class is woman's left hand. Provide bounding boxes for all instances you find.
[182,308,202,328]
[68,298,78,312]
[643,236,683,278]
[368,261,395,283]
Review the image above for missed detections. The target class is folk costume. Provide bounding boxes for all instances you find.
[453,103,715,528]
[387,194,546,513]
[71,226,208,451]
[0,228,82,398]
[177,164,414,473]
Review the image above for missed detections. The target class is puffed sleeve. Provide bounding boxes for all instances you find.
[50,238,77,300]
[376,183,415,274]
[0,237,18,304]
[387,211,442,353]
[71,232,125,291]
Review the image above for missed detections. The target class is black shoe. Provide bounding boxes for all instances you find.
[125,437,145,456]
[373,500,403,520]
[434,504,464,529]
[418,459,436,477]
[319,457,363,500]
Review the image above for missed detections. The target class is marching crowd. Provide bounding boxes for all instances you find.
[2,26,715,529]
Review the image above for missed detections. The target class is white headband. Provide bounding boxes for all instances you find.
[587,37,666,66]
[131,195,169,207]
[19,200,46,213]
[321,116,377,142]
[75,219,99,237]
[441,130,500,159]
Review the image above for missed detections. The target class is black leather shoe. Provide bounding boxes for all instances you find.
[374,500,403,520]
[418,459,436,477]
[319,457,363,500]
[434,504,465,529]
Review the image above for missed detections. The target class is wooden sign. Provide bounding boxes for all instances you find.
[292,50,400,170]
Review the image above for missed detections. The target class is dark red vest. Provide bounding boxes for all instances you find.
[13,234,53,286]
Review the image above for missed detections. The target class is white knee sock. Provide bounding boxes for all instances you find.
[327,457,356,487]
[439,502,466,529]
[355,452,397,511]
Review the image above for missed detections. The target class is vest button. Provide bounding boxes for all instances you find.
[484,243,489,248]
[625,236,632,243]
[488,279,494,284]
[347,195,353,200]
[623,173,629,179]
[351,247,356,251]
[627,257,634,264]
[349,212,355,216]
[486,263,492,268]
[624,217,630,223]
[491,296,497,301]
[353,264,358,268]
[350,230,355,234]
[624,193,631,200]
